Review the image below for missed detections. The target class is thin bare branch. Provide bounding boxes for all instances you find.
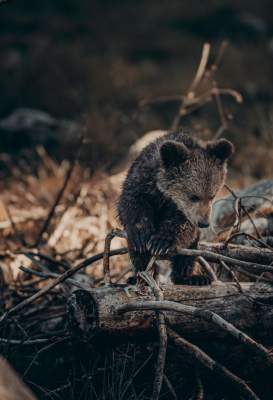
[168,328,260,400]
[188,43,211,95]
[103,229,127,285]
[138,271,167,400]
[198,256,218,282]
[117,299,273,365]
[176,247,273,273]
[0,247,128,323]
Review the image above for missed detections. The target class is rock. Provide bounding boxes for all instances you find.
[212,180,273,230]
[0,108,80,156]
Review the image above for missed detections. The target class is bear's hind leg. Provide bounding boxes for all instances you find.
[171,254,211,286]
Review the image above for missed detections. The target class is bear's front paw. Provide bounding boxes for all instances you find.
[147,233,175,256]
[127,220,154,254]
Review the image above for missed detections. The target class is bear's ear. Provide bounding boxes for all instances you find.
[207,139,234,163]
[160,141,189,169]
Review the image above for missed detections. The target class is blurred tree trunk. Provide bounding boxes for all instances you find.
[0,357,36,400]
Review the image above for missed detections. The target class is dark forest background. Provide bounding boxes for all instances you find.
[0,0,272,177]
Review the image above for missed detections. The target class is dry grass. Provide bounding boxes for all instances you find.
[0,150,129,287]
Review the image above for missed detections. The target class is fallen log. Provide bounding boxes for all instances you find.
[68,282,273,344]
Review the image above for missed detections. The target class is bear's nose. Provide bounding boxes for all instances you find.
[198,221,210,229]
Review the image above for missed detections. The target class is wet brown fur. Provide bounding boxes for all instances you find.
[118,130,234,284]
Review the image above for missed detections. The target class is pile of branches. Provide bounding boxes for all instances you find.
[1,43,273,399]
[1,174,273,399]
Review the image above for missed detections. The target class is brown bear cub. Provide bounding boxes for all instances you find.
[118,131,234,285]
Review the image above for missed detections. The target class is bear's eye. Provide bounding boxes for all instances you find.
[190,195,201,203]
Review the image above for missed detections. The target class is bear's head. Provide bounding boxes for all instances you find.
[157,138,234,228]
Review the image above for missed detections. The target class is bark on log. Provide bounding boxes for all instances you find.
[68,282,273,343]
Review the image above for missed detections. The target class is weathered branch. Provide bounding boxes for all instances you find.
[167,328,260,400]
[139,271,167,400]
[4,240,273,326]
[186,242,273,272]
[117,300,273,366]
[0,247,128,324]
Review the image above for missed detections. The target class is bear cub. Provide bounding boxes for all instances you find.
[118,131,234,285]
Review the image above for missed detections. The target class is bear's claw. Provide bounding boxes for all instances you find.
[147,234,174,256]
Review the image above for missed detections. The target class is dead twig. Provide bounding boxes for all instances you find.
[33,134,84,248]
[0,337,58,345]
[198,256,219,282]
[176,247,273,273]
[139,271,167,400]
[33,161,76,248]
[224,232,273,251]
[224,197,242,243]
[103,229,127,285]
[220,261,244,294]
[187,43,211,96]
[192,369,204,400]
[224,184,264,241]
[219,261,273,306]
[0,247,128,324]
[232,266,273,283]
[19,251,70,270]
[140,42,241,134]
[163,374,177,400]
[117,299,273,366]
[4,204,28,247]
[23,337,67,377]
[171,42,242,132]
[19,265,89,290]
[168,328,260,400]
